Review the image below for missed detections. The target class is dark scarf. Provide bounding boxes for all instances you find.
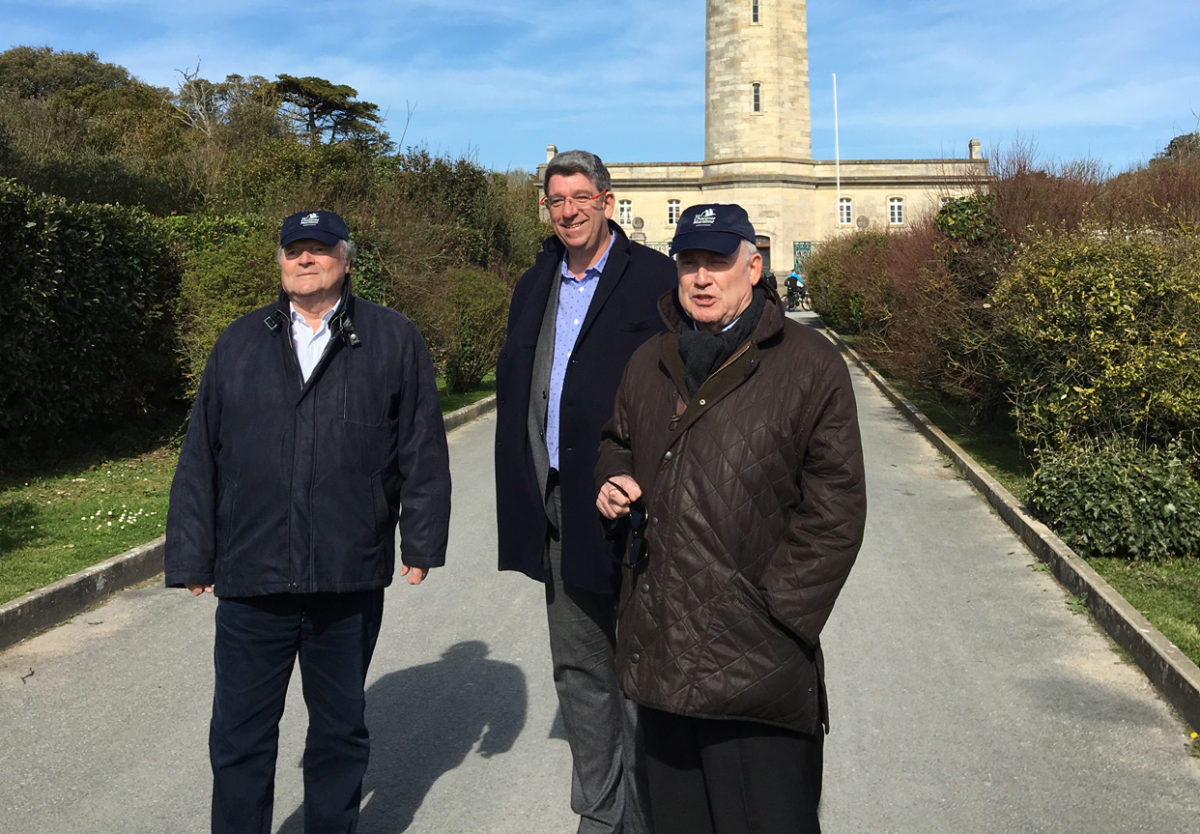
[676,285,767,396]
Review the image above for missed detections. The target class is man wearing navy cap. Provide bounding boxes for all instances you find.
[166,210,451,834]
[594,203,867,833]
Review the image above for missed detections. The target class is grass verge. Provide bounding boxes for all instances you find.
[1089,557,1200,666]
[0,378,495,606]
[892,384,1032,499]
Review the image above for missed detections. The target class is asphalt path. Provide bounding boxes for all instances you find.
[2,321,1199,833]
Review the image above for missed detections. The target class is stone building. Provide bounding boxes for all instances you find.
[540,0,987,272]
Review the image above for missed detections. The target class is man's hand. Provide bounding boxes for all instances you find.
[400,564,429,585]
[596,475,642,519]
[185,584,213,596]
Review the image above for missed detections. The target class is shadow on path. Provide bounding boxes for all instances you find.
[276,640,527,834]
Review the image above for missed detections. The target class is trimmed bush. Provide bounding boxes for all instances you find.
[1026,438,1200,560]
[415,267,511,394]
[992,228,1200,451]
[0,178,181,463]
[927,194,1012,419]
[171,216,280,393]
[804,231,892,337]
[935,194,1010,299]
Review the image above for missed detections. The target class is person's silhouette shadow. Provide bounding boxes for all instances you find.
[276,640,527,833]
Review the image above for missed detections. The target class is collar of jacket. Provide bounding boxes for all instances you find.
[266,275,360,348]
[656,285,788,433]
[534,220,635,343]
[537,219,631,266]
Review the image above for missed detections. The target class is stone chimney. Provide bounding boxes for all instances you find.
[969,138,982,159]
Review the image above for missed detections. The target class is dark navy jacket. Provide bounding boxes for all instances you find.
[494,222,676,594]
[165,285,451,597]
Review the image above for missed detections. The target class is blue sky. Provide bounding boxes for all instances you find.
[4,0,1198,175]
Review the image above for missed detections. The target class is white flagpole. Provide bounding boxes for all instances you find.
[833,73,841,229]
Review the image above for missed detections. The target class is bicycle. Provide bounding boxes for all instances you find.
[785,274,812,312]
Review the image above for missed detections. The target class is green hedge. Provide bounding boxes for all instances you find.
[804,231,892,336]
[1,178,180,463]
[421,266,511,394]
[992,228,1200,452]
[1027,438,1200,560]
[167,213,280,392]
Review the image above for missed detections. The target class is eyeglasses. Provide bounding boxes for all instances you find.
[623,502,649,569]
[540,189,609,210]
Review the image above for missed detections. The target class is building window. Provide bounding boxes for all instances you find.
[752,82,761,112]
[889,197,905,226]
[752,1,759,23]
[619,199,632,225]
[838,197,852,226]
[668,200,681,225]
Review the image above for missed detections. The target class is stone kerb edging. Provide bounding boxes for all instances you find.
[442,393,497,433]
[0,394,499,653]
[824,326,1200,732]
[0,536,167,652]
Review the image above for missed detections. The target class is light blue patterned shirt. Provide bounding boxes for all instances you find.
[547,234,616,469]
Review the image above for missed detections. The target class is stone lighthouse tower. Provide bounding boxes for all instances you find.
[544,0,984,268]
[705,0,812,163]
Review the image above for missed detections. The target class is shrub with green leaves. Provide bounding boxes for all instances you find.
[415,266,511,394]
[804,230,893,336]
[992,228,1200,452]
[1,178,181,464]
[926,194,1013,419]
[1026,438,1200,560]
[169,214,279,392]
[935,193,1011,299]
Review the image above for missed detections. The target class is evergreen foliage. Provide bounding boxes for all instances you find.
[2,45,548,460]
[1027,438,1200,561]
[805,141,1200,560]
[0,179,181,462]
[993,228,1200,452]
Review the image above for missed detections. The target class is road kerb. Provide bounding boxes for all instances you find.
[825,327,1200,732]
[0,395,499,652]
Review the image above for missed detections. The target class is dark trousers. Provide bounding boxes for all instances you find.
[545,484,648,834]
[639,706,824,834]
[209,591,384,834]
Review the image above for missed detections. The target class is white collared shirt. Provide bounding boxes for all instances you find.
[290,299,341,382]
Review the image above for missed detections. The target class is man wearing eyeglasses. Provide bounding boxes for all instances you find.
[594,203,866,833]
[495,150,676,833]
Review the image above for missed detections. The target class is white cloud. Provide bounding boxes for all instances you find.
[5,0,1196,172]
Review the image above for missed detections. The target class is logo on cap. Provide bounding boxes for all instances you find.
[300,212,321,227]
[691,208,717,227]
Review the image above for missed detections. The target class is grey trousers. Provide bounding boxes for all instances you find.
[545,486,650,834]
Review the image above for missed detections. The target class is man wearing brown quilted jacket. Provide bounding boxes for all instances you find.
[595,203,867,834]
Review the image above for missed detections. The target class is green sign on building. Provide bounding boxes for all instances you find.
[793,241,813,272]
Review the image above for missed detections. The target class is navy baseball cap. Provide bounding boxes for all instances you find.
[279,210,349,248]
[669,204,756,256]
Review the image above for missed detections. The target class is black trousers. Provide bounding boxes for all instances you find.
[209,591,384,834]
[639,706,824,834]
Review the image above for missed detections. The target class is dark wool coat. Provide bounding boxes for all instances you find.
[165,285,451,597]
[495,222,677,593]
[595,289,867,733]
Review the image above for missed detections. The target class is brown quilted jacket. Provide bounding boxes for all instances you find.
[595,289,866,733]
